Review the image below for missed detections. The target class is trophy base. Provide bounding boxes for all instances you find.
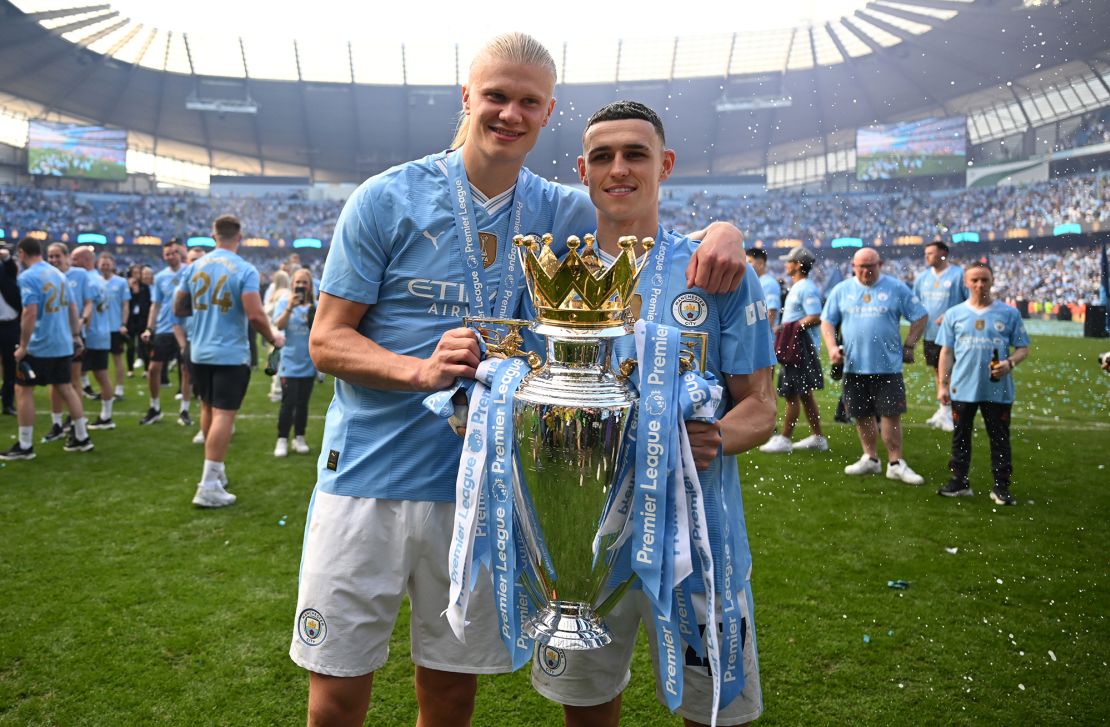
[525,601,612,650]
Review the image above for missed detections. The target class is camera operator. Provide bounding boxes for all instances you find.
[271,268,317,457]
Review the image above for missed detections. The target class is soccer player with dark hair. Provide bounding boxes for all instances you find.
[174,215,284,507]
[1,237,92,460]
[529,99,776,727]
[745,247,780,329]
[97,251,131,400]
[914,241,968,432]
[936,262,1029,505]
[140,239,186,425]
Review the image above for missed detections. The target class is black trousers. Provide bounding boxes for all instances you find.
[0,319,19,409]
[949,400,1013,485]
[278,376,315,438]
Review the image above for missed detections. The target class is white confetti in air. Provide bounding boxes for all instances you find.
[1018,684,1026,691]
[1049,650,1057,662]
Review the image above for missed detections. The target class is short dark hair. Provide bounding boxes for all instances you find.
[18,236,41,257]
[164,237,180,249]
[745,248,768,262]
[926,241,950,254]
[966,260,993,275]
[213,214,241,241]
[584,101,665,144]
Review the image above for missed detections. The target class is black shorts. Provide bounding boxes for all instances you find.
[17,354,71,387]
[81,348,110,372]
[150,333,180,363]
[777,335,824,398]
[110,331,125,355]
[843,373,907,419]
[192,363,251,410]
[923,340,942,369]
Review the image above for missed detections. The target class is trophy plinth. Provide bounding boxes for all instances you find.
[526,601,612,650]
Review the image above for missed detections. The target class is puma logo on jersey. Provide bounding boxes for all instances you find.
[422,229,444,249]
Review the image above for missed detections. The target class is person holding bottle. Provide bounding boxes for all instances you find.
[271,267,317,457]
[936,261,1029,505]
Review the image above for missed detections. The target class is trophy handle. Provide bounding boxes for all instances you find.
[462,316,535,362]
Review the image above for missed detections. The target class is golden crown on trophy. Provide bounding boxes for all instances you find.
[515,233,653,327]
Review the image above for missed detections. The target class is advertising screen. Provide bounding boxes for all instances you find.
[27,120,128,181]
[856,116,966,180]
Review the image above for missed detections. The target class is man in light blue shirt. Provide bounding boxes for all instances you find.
[1,237,92,460]
[71,246,116,430]
[936,262,1029,505]
[914,241,968,432]
[822,247,928,485]
[746,247,780,328]
[174,215,284,508]
[97,252,131,400]
[139,239,185,425]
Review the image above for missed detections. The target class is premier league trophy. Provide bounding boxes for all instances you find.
[467,232,651,650]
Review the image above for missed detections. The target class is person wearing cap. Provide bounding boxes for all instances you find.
[760,246,828,453]
[745,247,781,328]
[820,247,928,484]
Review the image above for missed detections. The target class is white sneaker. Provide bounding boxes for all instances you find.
[844,455,881,476]
[938,417,954,433]
[793,434,829,451]
[759,434,793,454]
[192,483,236,508]
[274,438,289,457]
[192,430,205,444]
[292,436,310,454]
[887,459,925,485]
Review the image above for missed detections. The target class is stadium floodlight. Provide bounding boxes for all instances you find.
[715,96,793,112]
[185,95,259,115]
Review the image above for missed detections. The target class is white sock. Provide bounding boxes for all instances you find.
[150,397,160,412]
[51,412,63,426]
[114,385,124,397]
[18,426,33,449]
[81,374,90,387]
[202,459,224,486]
[73,417,89,440]
[101,399,113,419]
[180,400,190,413]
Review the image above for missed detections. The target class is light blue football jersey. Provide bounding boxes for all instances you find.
[179,248,260,366]
[758,272,780,313]
[781,276,823,351]
[65,267,89,320]
[151,265,184,335]
[19,261,73,358]
[83,269,111,351]
[821,275,927,375]
[603,232,775,594]
[914,264,968,341]
[316,151,596,501]
[104,274,131,331]
[936,301,1029,404]
[272,297,316,378]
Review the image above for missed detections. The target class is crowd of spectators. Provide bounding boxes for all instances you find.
[1058,108,1110,153]
[2,171,1107,306]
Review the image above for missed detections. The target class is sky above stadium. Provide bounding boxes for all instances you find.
[109,0,874,43]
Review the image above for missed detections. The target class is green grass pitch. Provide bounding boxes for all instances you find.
[1,334,1107,725]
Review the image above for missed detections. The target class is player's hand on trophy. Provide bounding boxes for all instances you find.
[418,327,481,391]
[448,389,469,437]
[686,420,723,470]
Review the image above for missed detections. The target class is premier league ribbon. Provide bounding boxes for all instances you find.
[444,151,528,320]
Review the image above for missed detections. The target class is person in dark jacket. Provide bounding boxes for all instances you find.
[0,243,22,414]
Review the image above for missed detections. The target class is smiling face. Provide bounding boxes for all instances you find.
[578,118,674,238]
[965,264,994,305]
[461,57,554,171]
[47,244,68,271]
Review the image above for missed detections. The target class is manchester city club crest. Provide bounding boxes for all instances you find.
[298,608,327,646]
[994,321,1005,331]
[877,291,889,302]
[537,645,566,677]
[672,293,708,327]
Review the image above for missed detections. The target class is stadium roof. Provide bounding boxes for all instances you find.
[1,0,1108,183]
